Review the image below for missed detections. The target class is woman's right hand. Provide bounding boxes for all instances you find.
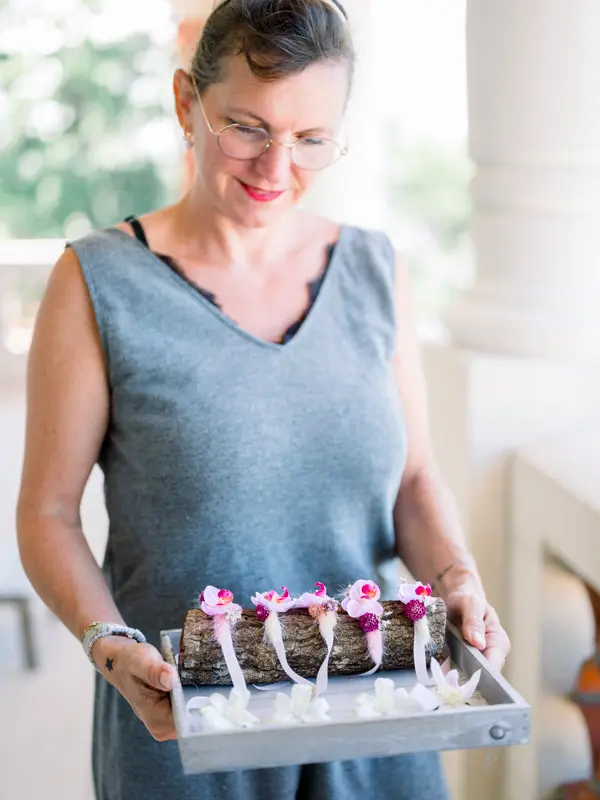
[92,635,179,741]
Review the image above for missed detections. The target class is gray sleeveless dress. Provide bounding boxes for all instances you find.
[68,225,449,800]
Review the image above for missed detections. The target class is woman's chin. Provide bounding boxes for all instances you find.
[225,188,293,227]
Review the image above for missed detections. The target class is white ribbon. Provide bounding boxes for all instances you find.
[265,611,313,687]
[315,611,337,694]
[357,627,383,677]
[413,617,436,686]
[213,614,247,693]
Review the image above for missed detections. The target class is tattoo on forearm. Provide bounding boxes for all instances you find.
[105,657,114,673]
[432,563,454,590]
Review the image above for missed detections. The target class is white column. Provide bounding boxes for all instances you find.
[423,4,600,798]
[446,0,600,362]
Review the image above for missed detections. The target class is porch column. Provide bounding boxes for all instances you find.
[446,0,600,362]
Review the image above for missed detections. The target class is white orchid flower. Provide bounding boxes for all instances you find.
[269,684,331,726]
[353,678,422,719]
[410,656,482,711]
[187,688,259,732]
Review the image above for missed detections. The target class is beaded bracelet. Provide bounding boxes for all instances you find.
[81,621,146,666]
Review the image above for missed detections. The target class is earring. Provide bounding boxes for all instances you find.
[182,129,194,147]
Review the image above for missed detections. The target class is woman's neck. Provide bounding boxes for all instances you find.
[162,187,302,276]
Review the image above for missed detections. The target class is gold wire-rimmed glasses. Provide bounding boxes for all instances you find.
[189,75,348,172]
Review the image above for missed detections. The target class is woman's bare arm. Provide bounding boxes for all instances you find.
[16,247,122,637]
[17,248,178,739]
[391,253,510,668]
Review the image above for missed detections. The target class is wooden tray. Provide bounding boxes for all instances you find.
[160,623,530,775]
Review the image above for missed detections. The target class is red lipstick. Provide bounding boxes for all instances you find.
[239,181,284,203]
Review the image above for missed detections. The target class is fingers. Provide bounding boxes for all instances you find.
[483,642,507,671]
[448,591,511,670]
[135,692,177,742]
[119,644,178,740]
[447,590,487,649]
[130,643,178,692]
[483,607,511,671]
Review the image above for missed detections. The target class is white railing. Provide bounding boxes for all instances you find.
[505,428,600,798]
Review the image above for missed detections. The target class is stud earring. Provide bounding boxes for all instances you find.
[182,129,194,147]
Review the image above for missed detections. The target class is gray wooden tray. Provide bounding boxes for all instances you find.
[160,624,530,775]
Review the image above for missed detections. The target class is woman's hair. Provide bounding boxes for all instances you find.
[190,0,354,95]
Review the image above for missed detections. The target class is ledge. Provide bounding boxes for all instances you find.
[514,427,600,595]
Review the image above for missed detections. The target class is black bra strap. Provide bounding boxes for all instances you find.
[124,215,149,249]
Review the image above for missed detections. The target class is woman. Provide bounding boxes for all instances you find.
[17,0,510,798]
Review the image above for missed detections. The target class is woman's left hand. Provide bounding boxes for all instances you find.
[445,589,511,671]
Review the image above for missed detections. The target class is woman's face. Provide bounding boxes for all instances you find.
[177,56,349,229]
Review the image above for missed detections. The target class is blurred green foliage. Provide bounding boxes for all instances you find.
[386,124,474,319]
[390,137,473,253]
[0,0,179,239]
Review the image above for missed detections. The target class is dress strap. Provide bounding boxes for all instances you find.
[124,215,149,249]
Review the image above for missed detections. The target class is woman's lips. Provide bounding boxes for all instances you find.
[238,180,285,203]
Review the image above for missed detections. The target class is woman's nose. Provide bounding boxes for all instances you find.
[255,141,293,186]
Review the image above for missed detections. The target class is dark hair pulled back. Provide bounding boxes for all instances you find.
[190,0,354,95]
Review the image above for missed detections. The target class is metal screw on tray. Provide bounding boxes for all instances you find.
[489,725,507,740]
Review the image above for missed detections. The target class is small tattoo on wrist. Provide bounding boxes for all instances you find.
[105,657,114,673]
[432,563,454,589]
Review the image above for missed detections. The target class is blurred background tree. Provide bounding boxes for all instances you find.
[385,125,474,321]
[0,0,179,240]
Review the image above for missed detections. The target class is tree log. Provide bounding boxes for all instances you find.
[178,600,447,686]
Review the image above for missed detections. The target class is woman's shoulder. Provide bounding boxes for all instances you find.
[293,210,392,253]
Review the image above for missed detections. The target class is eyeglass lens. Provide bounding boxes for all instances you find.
[218,125,343,170]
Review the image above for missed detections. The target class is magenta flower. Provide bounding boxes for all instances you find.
[250,586,296,614]
[341,579,383,618]
[201,585,241,617]
[297,582,331,609]
[397,581,435,622]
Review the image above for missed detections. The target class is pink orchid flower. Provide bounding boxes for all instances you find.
[397,581,435,607]
[250,586,296,614]
[341,579,383,618]
[201,585,241,617]
[296,582,331,608]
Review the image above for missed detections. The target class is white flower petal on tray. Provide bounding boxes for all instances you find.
[187,688,260,732]
[410,658,483,711]
[409,683,443,713]
[200,705,238,731]
[303,697,331,723]
[352,678,422,719]
[270,684,331,726]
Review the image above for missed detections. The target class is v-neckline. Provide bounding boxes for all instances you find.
[107,225,349,352]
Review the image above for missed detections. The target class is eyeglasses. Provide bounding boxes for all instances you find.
[191,77,348,172]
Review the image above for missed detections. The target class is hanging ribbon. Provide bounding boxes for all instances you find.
[296,583,339,695]
[212,613,247,693]
[251,586,314,689]
[412,617,434,685]
[264,610,313,687]
[398,580,437,686]
[200,585,247,693]
[314,609,337,693]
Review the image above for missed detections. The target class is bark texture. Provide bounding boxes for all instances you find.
[179,600,447,686]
